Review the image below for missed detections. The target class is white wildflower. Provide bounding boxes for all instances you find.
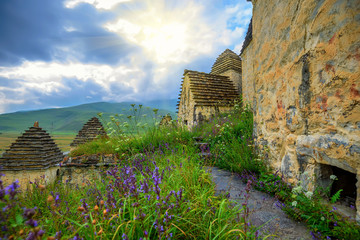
[321,216,325,221]
[330,175,337,180]
[292,185,303,194]
[305,191,313,198]
[291,201,298,207]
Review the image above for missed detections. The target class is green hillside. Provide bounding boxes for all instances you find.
[0,101,177,134]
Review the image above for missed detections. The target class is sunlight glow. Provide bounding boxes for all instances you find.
[105,1,215,64]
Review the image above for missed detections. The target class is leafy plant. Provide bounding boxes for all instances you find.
[330,189,342,204]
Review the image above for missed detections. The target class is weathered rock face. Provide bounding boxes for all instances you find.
[241,0,360,220]
[70,117,107,147]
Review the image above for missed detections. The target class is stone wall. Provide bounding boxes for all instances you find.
[59,154,116,186]
[219,69,242,96]
[2,166,59,190]
[59,166,104,186]
[178,74,196,126]
[241,0,360,220]
[241,41,255,106]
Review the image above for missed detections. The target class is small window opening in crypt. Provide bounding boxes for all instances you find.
[330,165,357,208]
[315,163,357,209]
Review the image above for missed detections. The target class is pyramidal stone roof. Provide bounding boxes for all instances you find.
[210,49,242,75]
[0,122,64,171]
[177,70,239,110]
[70,117,107,147]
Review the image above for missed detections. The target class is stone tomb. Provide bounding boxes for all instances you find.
[177,70,239,127]
[177,49,242,127]
[70,117,107,147]
[210,48,242,94]
[0,122,63,187]
[160,114,173,126]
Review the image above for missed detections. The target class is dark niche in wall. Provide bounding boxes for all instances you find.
[330,165,357,208]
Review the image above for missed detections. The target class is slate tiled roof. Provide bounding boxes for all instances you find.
[70,117,107,147]
[210,49,242,75]
[177,70,239,110]
[0,122,63,170]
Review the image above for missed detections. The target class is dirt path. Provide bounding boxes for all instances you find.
[207,166,312,240]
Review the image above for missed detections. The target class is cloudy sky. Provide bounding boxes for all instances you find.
[0,0,252,114]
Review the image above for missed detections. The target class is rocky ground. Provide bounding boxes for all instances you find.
[207,166,312,240]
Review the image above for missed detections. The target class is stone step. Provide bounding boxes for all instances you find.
[199,152,212,157]
[193,136,203,142]
[194,142,208,146]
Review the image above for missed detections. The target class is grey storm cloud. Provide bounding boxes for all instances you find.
[0,0,132,66]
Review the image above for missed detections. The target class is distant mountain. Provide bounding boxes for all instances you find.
[0,101,177,133]
[136,99,178,113]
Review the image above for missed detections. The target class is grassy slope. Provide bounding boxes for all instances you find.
[0,101,177,134]
[1,118,254,239]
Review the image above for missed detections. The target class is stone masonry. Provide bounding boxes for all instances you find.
[177,49,242,127]
[70,117,107,147]
[241,0,360,221]
[0,122,63,171]
[177,70,239,127]
[211,49,243,93]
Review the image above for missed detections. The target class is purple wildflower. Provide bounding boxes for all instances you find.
[122,233,129,240]
[5,180,19,199]
[25,219,38,227]
[23,208,36,219]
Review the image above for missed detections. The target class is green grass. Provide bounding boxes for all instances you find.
[0,123,260,239]
[193,103,267,175]
[0,132,18,154]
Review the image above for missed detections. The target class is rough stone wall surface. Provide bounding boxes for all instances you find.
[242,0,360,219]
[194,105,233,124]
[241,42,255,106]
[178,74,196,126]
[220,69,242,95]
[60,166,103,186]
[2,167,59,190]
